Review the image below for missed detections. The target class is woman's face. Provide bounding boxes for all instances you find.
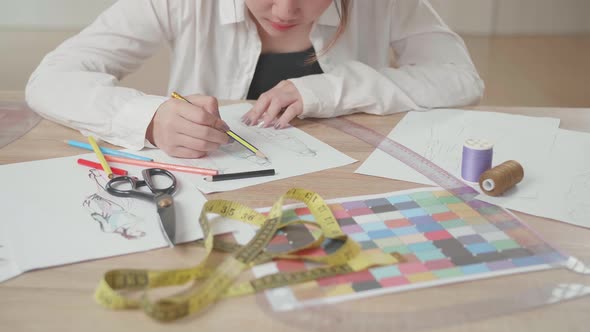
[245,0,333,37]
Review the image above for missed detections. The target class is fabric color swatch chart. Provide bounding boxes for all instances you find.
[251,188,568,311]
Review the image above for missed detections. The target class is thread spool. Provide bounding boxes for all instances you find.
[461,138,493,183]
[479,160,524,196]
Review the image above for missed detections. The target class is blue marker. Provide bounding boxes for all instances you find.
[66,140,153,161]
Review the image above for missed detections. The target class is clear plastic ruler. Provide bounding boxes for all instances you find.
[300,116,590,329]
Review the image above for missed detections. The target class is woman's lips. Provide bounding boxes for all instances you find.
[268,20,298,31]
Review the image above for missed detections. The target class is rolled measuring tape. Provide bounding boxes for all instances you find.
[461,138,493,183]
[479,160,524,196]
[94,188,400,322]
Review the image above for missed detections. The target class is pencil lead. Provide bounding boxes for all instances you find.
[256,151,269,160]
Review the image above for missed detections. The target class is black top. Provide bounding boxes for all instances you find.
[247,47,323,100]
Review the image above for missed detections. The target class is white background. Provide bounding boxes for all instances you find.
[1,0,589,34]
[1,0,588,92]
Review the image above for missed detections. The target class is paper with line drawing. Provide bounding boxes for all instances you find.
[141,103,357,193]
[478,129,590,229]
[356,109,560,199]
[0,155,239,283]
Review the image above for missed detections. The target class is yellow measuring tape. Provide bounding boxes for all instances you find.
[94,188,402,321]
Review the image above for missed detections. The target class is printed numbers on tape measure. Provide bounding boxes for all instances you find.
[94,188,395,322]
[220,205,235,216]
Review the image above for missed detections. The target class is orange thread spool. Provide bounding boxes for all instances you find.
[479,160,524,196]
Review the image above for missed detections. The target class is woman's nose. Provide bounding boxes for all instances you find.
[272,0,300,21]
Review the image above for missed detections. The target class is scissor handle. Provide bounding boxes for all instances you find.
[142,168,177,195]
[105,176,155,200]
[105,168,177,200]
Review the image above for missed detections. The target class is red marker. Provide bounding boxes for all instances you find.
[77,158,128,176]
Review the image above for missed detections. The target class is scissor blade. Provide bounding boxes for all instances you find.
[155,194,176,247]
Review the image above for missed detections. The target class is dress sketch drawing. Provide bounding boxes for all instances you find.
[83,169,146,239]
[219,142,272,166]
[246,124,317,157]
[216,125,317,167]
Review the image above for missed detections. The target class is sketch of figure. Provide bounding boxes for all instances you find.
[238,123,317,157]
[565,171,590,223]
[423,123,463,173]
[220,141,272,166]
[83,169,146,240]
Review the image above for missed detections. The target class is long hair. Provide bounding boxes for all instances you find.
[327,0,351,53]
[309,0,351,62]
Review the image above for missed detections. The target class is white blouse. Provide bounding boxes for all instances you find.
[26,0,484,150]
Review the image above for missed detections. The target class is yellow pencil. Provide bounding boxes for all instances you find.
[87,135,114,179]
[171,92,268,160]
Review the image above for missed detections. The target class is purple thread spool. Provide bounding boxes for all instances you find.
[461,138,493,183]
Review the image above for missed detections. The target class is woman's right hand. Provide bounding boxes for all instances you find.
[146,95,230,158]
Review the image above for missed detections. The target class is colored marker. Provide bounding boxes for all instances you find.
[66,140,153,161]
[204,169,275,182]
[88,136,113,179]
[104,155,218,176]
[77,158,128,176]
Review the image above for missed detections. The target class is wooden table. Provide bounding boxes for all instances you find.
[1,92,589,331]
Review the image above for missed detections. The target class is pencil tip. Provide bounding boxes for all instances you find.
[255,151,268,160]
[171,91,190,103]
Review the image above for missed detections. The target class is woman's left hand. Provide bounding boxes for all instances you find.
[241,80,303,129]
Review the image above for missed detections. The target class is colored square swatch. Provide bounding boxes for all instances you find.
[261,188,566,312]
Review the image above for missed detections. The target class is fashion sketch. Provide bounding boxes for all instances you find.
[83,169,146,240]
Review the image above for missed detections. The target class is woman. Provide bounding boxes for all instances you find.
[26,0,483,158]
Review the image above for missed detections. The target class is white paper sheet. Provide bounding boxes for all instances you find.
[140,103,357,194]
[478,129,590,229]
[356,109,560,199]
[0,154,238,283]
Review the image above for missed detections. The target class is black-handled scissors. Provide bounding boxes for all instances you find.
[105,168,177,245]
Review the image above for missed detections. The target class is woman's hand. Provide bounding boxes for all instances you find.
[241,80,303,129]
[146,95,230,158]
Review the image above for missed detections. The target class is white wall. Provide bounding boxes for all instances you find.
[1,0,589,35]
[429,0,590,35]
[0,0,588,92]
[494,0,590,35]
[0,0,115,30]
[430,0,496,35]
